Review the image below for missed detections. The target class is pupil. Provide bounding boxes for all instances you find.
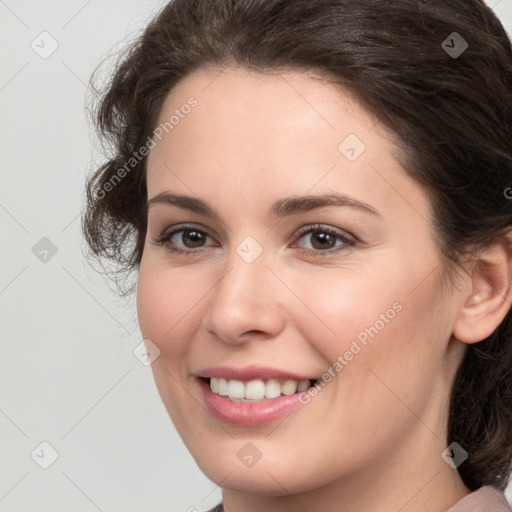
[184,230,204,247]
[312,232,334,250]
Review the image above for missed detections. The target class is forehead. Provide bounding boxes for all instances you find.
[145,67,431,223]
[149,66,380,159]
[150,66,378,156]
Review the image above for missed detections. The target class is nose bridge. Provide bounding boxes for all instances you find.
[204,235,284,342]
[220,231,272,296]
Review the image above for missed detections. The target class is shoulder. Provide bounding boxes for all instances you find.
[446,485,512,512]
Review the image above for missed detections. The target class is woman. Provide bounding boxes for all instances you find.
[82,0,512,510]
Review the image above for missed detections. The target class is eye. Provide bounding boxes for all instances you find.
[150,223,356,257]
[293,224,356,257]
[151,224,215,255]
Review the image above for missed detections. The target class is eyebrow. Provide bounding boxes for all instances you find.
[147,191,380,218]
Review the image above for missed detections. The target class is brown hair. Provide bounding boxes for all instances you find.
[82,0,512,491]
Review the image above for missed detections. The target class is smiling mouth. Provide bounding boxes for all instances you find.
[201,377,320,402]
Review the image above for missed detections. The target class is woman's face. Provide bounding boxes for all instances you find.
[137,67,468,499]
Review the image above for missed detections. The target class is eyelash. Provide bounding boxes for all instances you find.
[151,223,356,258]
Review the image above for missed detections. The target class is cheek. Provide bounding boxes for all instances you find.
[136,261,206,428]
[136,260,202,360]
[293,262,446,405]
[288,266,408,361]
[290,275,445,474]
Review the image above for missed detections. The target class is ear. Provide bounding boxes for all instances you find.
[452,232,512,344]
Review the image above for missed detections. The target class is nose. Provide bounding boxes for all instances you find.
[203,246,286,346]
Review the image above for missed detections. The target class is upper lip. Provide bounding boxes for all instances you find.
[196,366,317,382]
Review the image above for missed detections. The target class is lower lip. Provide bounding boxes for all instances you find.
[198,378,310,427]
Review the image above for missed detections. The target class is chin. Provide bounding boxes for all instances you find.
[190,444,328,497]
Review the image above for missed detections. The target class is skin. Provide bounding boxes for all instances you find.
[136,67,512,512]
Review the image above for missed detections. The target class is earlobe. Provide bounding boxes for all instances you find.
[452,235,512,344]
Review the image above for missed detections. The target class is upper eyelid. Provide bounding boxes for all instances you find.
[162,223,216,240]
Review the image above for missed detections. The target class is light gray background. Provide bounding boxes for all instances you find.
[1,1,511,511]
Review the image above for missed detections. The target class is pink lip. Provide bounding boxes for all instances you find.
[196,365,316,382]
[198,378,310,427]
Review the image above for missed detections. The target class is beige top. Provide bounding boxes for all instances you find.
[207,485,512,511]
[446,485,511,512]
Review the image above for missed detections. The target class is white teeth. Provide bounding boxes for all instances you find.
[281,380,298,396]
[208,377,313,400]
[245,379,265,400]
[217,378,229,396]
[265,378,281,399]
[297,380,311,392]
[227,379,245,399]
